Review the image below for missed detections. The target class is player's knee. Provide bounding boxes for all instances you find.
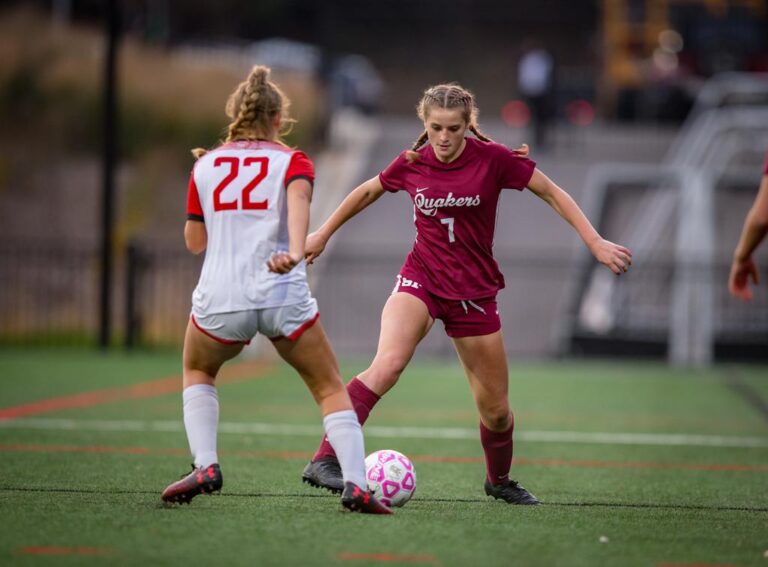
[371,352,409,385]
[481,407,512,431]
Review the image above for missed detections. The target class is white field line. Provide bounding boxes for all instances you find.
[1,418,768,449]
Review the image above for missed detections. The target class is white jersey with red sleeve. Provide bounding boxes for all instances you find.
[186,140,315,314]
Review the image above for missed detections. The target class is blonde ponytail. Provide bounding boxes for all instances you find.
[190,65,296,157]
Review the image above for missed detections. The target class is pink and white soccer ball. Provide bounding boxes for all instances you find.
[364,449,416,508]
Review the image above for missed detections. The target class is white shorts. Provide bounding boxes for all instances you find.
[191,297,319,345]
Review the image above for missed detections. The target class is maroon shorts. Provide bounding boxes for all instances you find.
[391,271,501,338]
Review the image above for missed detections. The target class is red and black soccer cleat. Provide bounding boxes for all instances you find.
[161,463,223,504]
[341,482,393,515]
[484,478,540,505]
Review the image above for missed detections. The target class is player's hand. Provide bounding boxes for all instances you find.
[728,257,759,301]
[590,238,632,275]
[512,143,529,156]
[267,251,302,274]
[305,231,328,265]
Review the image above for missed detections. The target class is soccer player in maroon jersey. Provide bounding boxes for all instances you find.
[161,65,390,514]
[301,83,632,505]
[729,152,768,301]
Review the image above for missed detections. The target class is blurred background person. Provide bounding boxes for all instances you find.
[516,41,554,150]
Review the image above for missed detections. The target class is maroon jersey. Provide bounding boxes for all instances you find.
[379,137,535,299]
[764,151,768,175]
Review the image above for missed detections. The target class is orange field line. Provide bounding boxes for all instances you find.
[1,443,766,473]
[17,546,112,556]
[0,360,271,421]
[658,563,749,567]
[515,457,768,472]
[338,552,437,562]
[0,444,187,456]
[413,454,768,472]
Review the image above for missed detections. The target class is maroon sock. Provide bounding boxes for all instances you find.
[312,377,381,461]
[479,416,514,485]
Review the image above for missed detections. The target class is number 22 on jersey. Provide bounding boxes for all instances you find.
[212,156,269,212]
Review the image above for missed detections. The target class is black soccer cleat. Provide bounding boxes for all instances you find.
[484,479,540,505]
[161,463,223,504]
[341,482,393,515]
[302,456,344,494]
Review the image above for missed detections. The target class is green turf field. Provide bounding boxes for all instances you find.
[1,347,766,566]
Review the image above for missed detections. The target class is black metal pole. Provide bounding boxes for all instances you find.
[124,241,140,350]
[99,0,120,349]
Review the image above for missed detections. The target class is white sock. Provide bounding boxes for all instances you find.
[182,384,219,468]
[323,410,367,489]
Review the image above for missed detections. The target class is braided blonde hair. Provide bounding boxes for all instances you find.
[192,65,296,159]
[407,83,492,161]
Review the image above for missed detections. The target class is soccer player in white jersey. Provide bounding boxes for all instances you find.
[160,65,391,514]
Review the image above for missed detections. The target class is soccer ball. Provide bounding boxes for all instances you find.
[364,449,416,508]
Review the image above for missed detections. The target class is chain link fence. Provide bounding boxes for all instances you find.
[1,242,765,361]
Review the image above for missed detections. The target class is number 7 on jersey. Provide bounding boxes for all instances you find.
[440,217,456,243]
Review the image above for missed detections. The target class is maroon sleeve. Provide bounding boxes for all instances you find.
[285,151,315,188]
[186,171,204,222]
[763,152,768,175]
[495,145,536,191]
[379,152,409,193]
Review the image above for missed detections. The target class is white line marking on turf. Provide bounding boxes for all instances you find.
[1,418,768,449]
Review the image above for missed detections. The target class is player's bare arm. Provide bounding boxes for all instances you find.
[527,168,632,275]
[268,178,313,274]
[729,174,768,300]
[305,176,386,264]
[184,220,207,255]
